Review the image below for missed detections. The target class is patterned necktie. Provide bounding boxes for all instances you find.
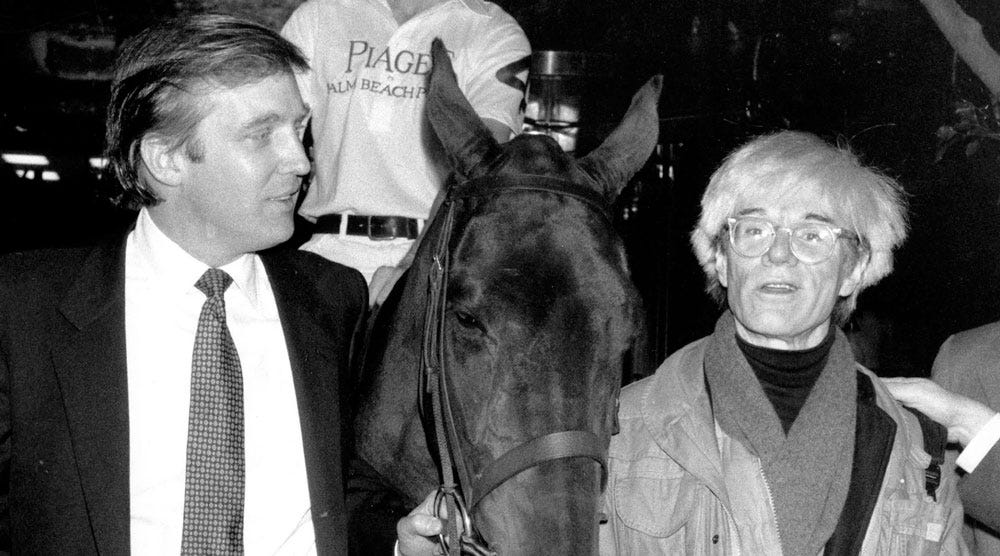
[182,268,245,554]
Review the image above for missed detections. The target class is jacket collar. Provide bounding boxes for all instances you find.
[58,233,129,330]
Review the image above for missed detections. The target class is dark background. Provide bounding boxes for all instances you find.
[2,0,999,378]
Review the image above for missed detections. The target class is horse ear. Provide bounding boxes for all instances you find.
[577,75,662,202]
[426,37,502,181]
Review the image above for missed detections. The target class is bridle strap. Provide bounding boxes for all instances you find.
[423,202,473,556]
[449,174,614,227]
[469,430,607,509]
[420,174,615,554]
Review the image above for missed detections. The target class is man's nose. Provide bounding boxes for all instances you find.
[765,228,795,264]
[281,134,311,176]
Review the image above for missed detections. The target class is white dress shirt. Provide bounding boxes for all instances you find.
[126,209,316,554]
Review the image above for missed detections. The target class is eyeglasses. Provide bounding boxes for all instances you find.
[725,216,861,263]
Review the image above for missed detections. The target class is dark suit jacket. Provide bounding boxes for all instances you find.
[933,322,1000,550]
[0,230,367,555]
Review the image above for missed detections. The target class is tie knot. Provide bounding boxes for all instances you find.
[195,268,233,299]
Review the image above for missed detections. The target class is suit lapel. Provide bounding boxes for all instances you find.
[263,253,349,556]
[51,234,132,554]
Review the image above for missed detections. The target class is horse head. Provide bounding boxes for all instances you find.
[354,39,661,554]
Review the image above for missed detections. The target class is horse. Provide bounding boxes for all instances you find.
[349,39,661,555]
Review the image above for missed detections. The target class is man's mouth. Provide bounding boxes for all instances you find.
[267,190,297,202]
[760,282,798,292]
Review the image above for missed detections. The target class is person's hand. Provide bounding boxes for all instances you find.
[397,491,444,556]
[883,377,997,446]
[369,265,405,308]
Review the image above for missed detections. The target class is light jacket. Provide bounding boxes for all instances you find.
[599,335,968,556]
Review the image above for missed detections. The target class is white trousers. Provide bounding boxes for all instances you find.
[299,233,414,285]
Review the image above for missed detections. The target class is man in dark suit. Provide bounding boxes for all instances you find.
[0,15,368,554]
[887,325,1000,555]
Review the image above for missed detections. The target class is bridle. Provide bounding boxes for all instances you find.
[420,174,616,556]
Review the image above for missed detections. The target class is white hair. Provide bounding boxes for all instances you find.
[690,130,908,322]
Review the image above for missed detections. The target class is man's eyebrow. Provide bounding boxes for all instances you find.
[802,213,835,224]
[733,208,836,224]
[240,113,281,130]
[240,106,311,131]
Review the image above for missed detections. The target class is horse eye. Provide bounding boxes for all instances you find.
[453,310,484,332]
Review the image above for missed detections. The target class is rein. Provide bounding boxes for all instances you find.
[420,175,612,555]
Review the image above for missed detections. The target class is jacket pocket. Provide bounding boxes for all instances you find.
[878,498,952,556]
[612,458,696,537]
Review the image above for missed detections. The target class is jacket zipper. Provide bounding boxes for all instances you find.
[759,462,784,553]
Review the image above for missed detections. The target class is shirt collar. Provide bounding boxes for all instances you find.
[131,208,262,308]
[373,0,490,19]
[456,0,490,16]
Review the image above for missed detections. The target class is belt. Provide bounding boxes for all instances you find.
[313,213,421,240]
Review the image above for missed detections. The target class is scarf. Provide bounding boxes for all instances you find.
[737,330,834,433]
[705,312,856,556]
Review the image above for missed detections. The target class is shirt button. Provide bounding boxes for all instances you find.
[712,534,720,544]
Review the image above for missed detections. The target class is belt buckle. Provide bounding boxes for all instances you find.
[367,215,395,241]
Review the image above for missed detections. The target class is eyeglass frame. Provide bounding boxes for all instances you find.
[724,216,865,263]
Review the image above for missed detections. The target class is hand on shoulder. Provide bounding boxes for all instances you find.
[883,377,997,446]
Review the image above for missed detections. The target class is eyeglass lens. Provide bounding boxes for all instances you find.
[730,218,838,263]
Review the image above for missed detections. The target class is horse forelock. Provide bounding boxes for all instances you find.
[477,133,605,193]
[451,187,636,347]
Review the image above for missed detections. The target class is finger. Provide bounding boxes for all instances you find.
[411,491,437,514]
[411,490,450,520]
[399,513,444,538]
[881,377,913,384]
[882,380,914,398]
[882,377,928,387]
[882,378,936,399]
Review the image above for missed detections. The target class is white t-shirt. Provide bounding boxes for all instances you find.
[282,0,530,221]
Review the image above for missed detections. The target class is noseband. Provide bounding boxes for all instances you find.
[420,175,614,555]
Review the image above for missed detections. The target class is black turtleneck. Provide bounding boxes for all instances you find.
[736,328,836,434]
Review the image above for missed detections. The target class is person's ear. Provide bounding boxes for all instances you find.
[139,135,185,188]
[838,249,869,297]
[715,245,729,289]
